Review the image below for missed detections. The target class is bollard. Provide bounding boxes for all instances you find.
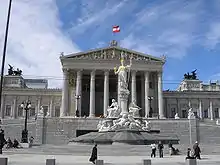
[185,159,197,165]
[143,159,151,165]
[96,160,104,165]
[46,159,56,165]
[0,158,8,165]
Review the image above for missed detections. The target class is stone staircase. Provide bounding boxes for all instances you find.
[199,120,220,144]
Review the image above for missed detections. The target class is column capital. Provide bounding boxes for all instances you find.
[131,70,137,77]
[62,68,68,73]
[104,70,109,76]
[157,71,163,77]
[144,71,150,77]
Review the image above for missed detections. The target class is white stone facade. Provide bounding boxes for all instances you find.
[1,44,220,120]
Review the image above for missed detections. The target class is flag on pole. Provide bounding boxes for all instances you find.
[112,25,120,33]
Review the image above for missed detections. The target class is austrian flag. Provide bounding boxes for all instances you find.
[113,25,120,33]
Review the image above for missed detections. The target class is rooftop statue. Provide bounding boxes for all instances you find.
[8,64,22,76]
[184,69,197,80]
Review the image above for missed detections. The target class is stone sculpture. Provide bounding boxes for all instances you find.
[38,106,44,116]
[107,99,119,118]
[8,64,22,76]
[129,100,141,117]
[142,120,151,131]
[174,113,180,119]
[97,55,152,132]
[184,69,197,80]
[114,57,131,92]
[188,108,195,119]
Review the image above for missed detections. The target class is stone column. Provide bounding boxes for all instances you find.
[199,99,203,119]
[60,69,69,117]
[89,70,96,117]
[49,96,54,117]
[144,71,150,118]
[12,97,17,118]
[158,71,164,118]
[75,70,82,116]
[1,95,5,118]
[103,70,109,117]
[131,71,137,103]
[37,96,41,115]
[117,75,121,109]
[210,99,213,120]
[188,99,191,108]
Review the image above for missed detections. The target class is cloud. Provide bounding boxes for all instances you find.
[205,23,220,49]
[0,0,80,88]
[69,0,129,36]
[121,0,203,59]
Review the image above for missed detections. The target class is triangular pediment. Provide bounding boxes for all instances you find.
[60,46,165,63]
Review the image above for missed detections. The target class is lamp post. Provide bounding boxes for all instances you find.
[21,101,31,143]
[0,0,13,114]
[148,96,154,118]
[75,95,81,117]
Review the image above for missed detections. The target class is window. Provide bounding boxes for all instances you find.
[42,106,48,116]
[18,106,23,117]
[5,105,11,116]
[182,110,187,118]
[204,110,208,118]
[149,82,153,89]
[214,108,219,118]
[171,108,176,118]
[55,106,60,117]
[29,108,35,117]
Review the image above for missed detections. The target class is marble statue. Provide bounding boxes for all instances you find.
[38,106,44,116]
[114,58,131,91]
[216,120,220,125]
[142,120,151,131]
[97,120,111,132]
[107,99,119,118]
[174,113,180,119]
[111,114,129,130]
[188,108,195,119]
[129,100,141,117]
[46,111,50,117]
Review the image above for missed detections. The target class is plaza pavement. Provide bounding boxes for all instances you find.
[1,144,220,165]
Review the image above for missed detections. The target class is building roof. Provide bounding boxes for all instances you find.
[60,45,166,63]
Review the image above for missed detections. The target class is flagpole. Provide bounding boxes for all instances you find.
[0,0,13,114]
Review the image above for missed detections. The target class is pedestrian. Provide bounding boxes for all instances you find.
[193,141,201,159]
[150,143,156,157]
[158,141,164,158]
[89,144,97,164]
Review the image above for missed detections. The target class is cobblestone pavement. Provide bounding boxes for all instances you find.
[0,144,220,165]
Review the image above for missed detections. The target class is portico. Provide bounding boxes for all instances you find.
[60,43,166,118]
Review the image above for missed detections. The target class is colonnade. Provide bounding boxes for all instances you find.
[60,69,165,118]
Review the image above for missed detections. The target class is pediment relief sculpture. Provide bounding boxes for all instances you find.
[63,47,163,63]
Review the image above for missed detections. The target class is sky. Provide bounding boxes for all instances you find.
[1,0,220,90]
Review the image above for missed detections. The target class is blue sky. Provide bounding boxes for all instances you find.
[1,0,220,89]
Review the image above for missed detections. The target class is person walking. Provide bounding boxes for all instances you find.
[158,141,164,158]
[150,143,156,157]
[193,141,201,159]
[89,144,97,164]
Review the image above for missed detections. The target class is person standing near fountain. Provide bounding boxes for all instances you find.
[89,144,98,164]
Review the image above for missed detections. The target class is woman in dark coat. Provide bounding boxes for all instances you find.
[89,144,97,164]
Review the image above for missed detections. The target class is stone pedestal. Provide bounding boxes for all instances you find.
[0,158,8,165]
[46,159,56,165]
[20,143,29,148]
[96,160,104,165]
[119,90,130,115]
[143,159,151,165]
[185,159,197,165]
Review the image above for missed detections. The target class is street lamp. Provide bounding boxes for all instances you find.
[0,0,13,115]
[21,101,31,143]
[148,96,154,118]
[75,95,81,117]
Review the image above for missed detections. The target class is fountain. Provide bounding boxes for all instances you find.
[69,55,179,145]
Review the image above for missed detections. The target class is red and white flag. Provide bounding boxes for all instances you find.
[113,25,120,33]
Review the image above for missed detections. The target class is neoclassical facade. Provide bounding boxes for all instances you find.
[59,43,166,118]
[1,43,220,120]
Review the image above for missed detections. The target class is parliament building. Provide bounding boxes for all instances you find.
[1,42,220,121]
